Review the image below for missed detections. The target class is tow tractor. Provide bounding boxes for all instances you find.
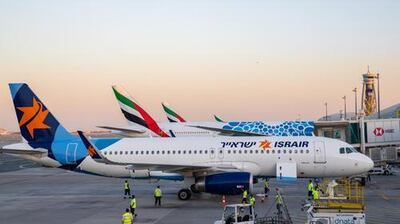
[215,190,292,224]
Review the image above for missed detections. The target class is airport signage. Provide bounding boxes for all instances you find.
[366,119,400,143]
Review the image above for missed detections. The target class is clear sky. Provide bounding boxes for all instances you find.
[1,0,399,131]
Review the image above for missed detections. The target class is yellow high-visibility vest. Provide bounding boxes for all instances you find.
[122,212,132,224]
[312,190,319,200]
[250,197,256,206]
[264,181,269,188]
[154,188,162,197]
[130,198,137,208]
[124,182,129,190]
[275,195,283,205]
[242,190,248,198]
[307,182,313,191]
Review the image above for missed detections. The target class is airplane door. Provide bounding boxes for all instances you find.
[217,148,224,160]
[314,141,326,163]
[209,147,215,159]
[66,143,78,164]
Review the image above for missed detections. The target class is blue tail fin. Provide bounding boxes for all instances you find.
[9,83,75,150]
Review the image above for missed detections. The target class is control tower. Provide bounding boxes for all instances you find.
[361,69,377,116]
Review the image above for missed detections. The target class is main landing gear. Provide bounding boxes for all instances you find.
[178,188,192,200]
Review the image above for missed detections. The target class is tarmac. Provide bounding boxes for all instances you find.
[1,137,400,224]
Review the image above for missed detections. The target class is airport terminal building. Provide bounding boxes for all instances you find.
[315,103,400,164]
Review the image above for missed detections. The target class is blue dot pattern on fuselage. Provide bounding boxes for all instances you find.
[222,121,314,136]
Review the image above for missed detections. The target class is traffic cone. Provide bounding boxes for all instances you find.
[221,195,227,207]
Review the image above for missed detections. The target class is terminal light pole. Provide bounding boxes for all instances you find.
[353,88,357,119]
[377,73,381,119]
[343,95,347,120]
[324,102,328,121]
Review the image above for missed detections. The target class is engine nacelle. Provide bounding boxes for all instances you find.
[192,172,253,195]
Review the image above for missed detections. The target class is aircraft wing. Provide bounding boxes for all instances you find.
[97,126,146,134]
[1,143,47,157]
[188,125,268,136]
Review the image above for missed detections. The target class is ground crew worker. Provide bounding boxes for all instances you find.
[275,191,283,215]
[307,180,314,200]
[124,180,131,199]
[312,188,320,201]
[129,195,137,216]
[154,185,162,206]
[241,189,248,204]
[249,194,256,206]
[264,178,270,197]
[121,208,133,224]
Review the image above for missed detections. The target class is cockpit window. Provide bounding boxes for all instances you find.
[339,147,345,154]
[346,147,357,153]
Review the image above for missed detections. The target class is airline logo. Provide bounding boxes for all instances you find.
[17,98,50,138]
[259,140,272,150]
[221,140,309,148]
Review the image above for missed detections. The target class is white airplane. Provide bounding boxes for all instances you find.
[1,83,183,181]
[162,101,224,123]
[100,85,316,138]
[78,130,374,200]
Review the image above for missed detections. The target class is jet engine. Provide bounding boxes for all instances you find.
[191,172,253,195]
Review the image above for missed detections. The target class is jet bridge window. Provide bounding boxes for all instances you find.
[340,147,345,154]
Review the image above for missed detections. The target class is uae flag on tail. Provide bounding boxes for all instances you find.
[162,102,186,123]
[112,85,169,137]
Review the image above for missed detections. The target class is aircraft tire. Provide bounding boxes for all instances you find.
[178,188,192,200]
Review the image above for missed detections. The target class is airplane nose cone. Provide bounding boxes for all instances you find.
[361,155,374,173]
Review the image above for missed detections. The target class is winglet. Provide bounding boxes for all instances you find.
[161,102,186,123]
[214,115,225,123]
[77,131,111,163]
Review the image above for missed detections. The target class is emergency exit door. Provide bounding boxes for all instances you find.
[313,141,326,163]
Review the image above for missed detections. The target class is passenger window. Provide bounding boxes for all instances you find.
[162,151,165,154]
[219,150,223,154]
[272,150,275,154]
[104,152,107,155]
[306,150,310,154]
[233,150,236,154]
[300,150,303,154]
[244,150,247,154]
[283,150,286,154]
[294,150,298,154]
[156,151,160,154]
[199,150,202,154]
[249,150,253,154]
[205,150,208,154]
[173,151,176,154]
[167,150,170,154]
[178,150,181,154]
[255,150,258,154]
[130,151,133,155]
[227,150,231,154]
[183,151,186,154]
[339,147,345,154]
[146,151,149,155]
[289,150,292,154]
[119,151,123,155]
[188,150,191,154]
[210,150,214,154]
[238,150,242,154]
[125,151,128,155]
[277,150,281,154]
[194,150,197,154]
